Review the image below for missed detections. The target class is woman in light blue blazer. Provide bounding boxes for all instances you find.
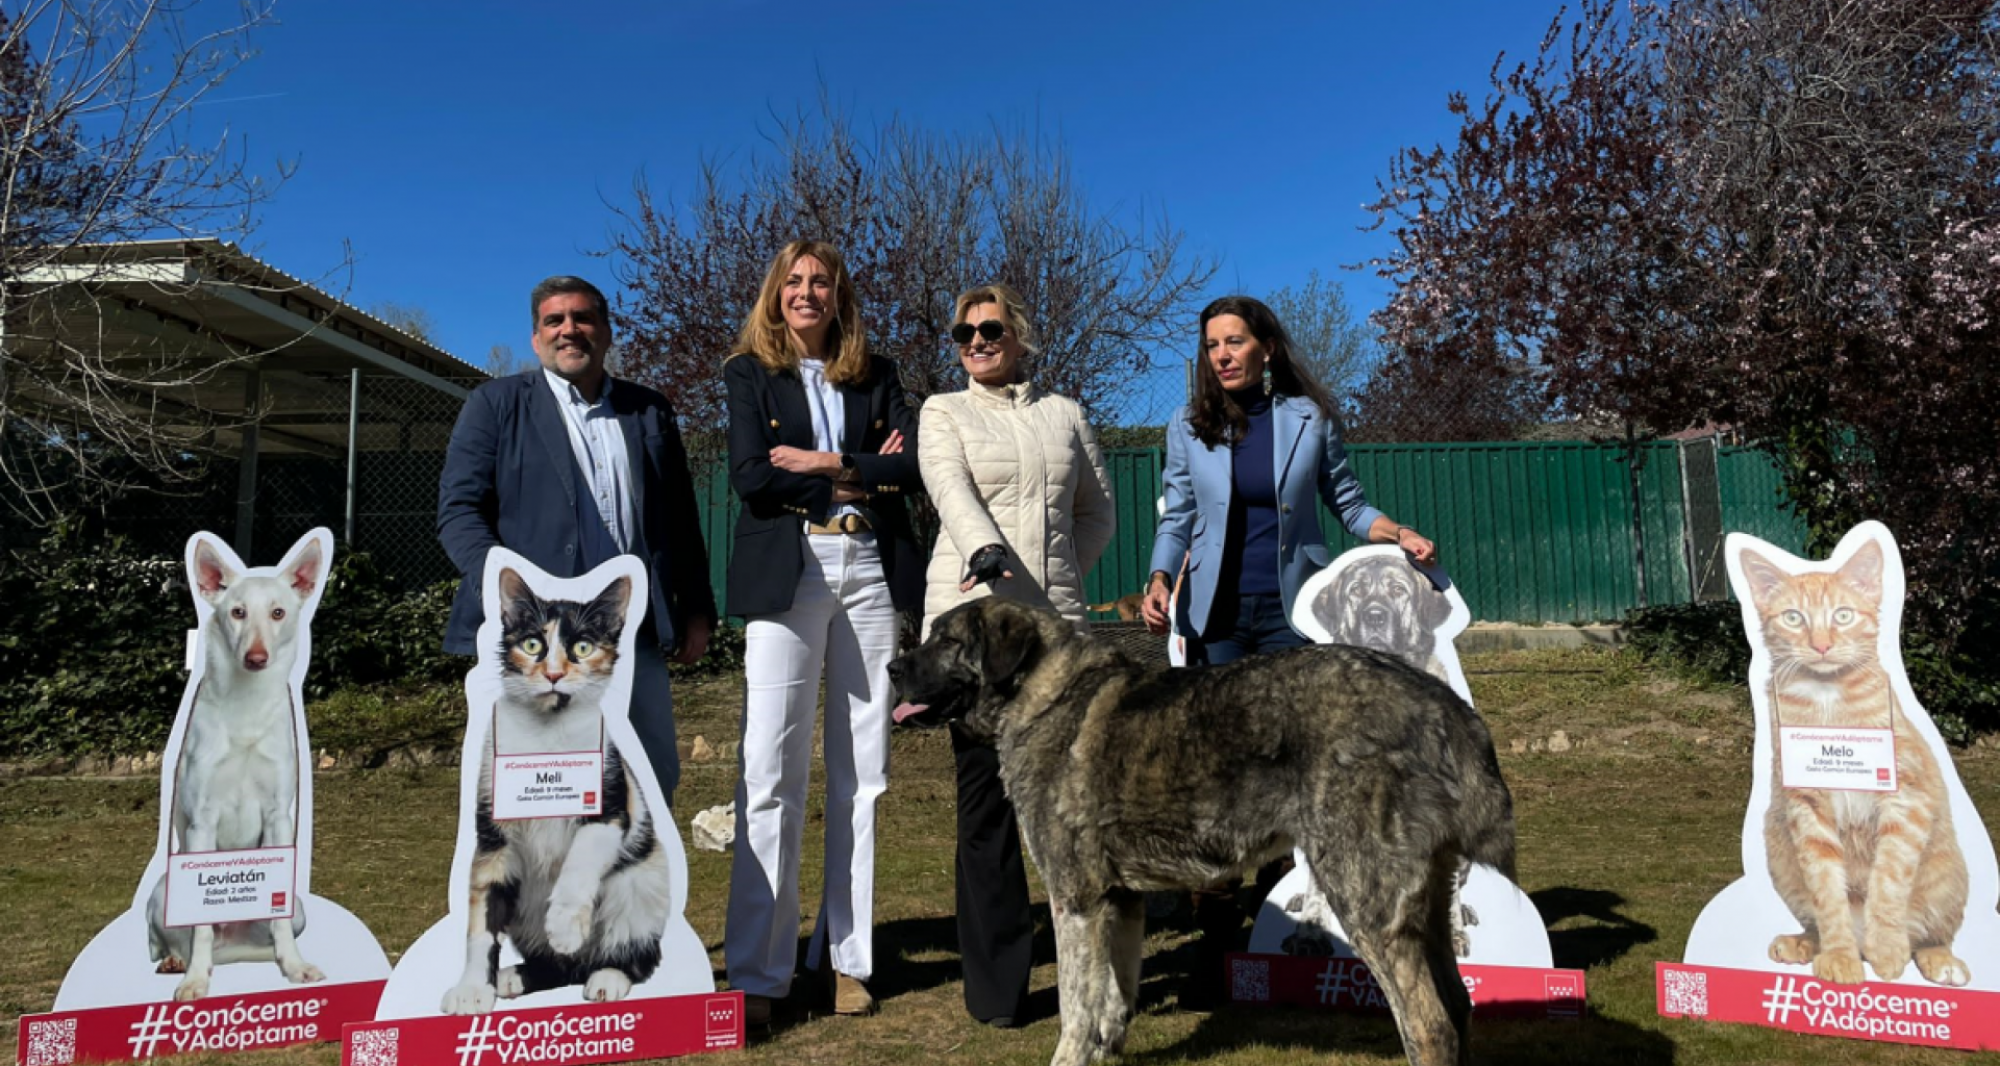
[1140,295,1437,665]
[1140,293,1440,1007]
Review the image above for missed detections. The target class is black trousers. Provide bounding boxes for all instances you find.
[951,725,1033,1022]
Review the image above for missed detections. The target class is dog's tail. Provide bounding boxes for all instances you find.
[1462,784,1517,881]
[1457,719,1519,881]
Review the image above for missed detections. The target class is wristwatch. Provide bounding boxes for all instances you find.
[837,453,859,483]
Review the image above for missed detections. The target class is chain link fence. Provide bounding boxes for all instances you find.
[83,372,474,585]
[1083,356,1193,447]
[1677,436,1729,602]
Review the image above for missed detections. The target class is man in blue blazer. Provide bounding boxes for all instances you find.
[437,276,715,803]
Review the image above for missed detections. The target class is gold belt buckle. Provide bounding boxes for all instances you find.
[810,514,870,535]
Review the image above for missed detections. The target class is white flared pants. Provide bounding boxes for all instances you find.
[724,530,896,996]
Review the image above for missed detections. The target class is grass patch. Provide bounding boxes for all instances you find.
[4,648,1998,1064]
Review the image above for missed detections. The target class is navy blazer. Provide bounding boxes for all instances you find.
[1148,396,1383,637]
[437,369,717,655]
[723,353,925,617]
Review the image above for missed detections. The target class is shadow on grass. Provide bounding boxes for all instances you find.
[1122,1004,1677,1066]
[871,907,1068,1022]
[1532,886,1658,970]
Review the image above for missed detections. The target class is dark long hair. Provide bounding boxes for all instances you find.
[1187,295,1339,447]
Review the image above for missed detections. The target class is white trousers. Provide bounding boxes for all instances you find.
[724,530,896,996]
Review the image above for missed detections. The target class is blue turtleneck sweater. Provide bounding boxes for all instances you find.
[1221,391,1280,602]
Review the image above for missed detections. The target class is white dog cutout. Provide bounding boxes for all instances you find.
[55,529,389,1010]
[1251,546,1555,969]
[372,550,712,1020]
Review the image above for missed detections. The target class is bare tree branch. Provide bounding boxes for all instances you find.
[2,0,296,529]
[605,97,1216,460]
[1365,0,2000,649]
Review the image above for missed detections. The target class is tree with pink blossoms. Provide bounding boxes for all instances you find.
[1368,0,2000,695]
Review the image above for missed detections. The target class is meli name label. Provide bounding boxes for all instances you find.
[1779,726,1897,792]
[493,752,604,820]
[164,847,297,926]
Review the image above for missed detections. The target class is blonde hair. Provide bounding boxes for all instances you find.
[952,283,1040,358]
[733,239,870,385]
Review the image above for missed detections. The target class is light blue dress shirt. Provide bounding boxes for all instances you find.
[541,367,634,551]
[798,358,859,520]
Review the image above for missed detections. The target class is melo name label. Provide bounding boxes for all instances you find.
[1778,727,1896,792]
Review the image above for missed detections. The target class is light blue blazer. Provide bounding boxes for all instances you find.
[1148,395,1384,638]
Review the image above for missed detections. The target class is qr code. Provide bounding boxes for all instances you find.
[26,1018,77,1066]
[1664,970,1708,1017]
[350,1028,400,1066]
[1231,958,1271,1003]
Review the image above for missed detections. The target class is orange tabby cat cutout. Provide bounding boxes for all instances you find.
[1661,522,2000,1052]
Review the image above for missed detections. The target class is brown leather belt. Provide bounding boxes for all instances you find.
[806,513,872,535]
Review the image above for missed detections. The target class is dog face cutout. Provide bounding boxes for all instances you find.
[1262,545,1564,970]
[50,528,392,1012]
[190,534,325,678]
[1293,545,1472,704]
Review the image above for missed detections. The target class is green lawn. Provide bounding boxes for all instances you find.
[4,648,1998,1064]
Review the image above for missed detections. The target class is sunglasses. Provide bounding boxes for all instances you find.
[951,321,1008,345]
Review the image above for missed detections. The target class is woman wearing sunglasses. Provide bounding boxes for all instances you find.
[1139,293,1437,1005]
[917,282,1115,1028]
[721,240,924,1024]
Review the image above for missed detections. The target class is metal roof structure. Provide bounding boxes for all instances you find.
[9,239,486,560]
[11,238,482,460]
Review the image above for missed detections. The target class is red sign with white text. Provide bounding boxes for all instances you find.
[16,980,384,1065]
[1657,962,2000,1051]
[1226,952,1585,1020]
[340,992,744,1066]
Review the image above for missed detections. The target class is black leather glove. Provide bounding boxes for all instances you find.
[962,543,1011,588]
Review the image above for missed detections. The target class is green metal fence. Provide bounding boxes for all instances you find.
[698,438,1806,625]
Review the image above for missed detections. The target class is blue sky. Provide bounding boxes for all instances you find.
[205,0,1569,371]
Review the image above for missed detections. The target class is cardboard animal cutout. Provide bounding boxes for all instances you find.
[1252,547,1555,971]
[1156,497,1189,667]
[27,529,389,1062]
[1662,523,2000,1049]
[372,550,713,1020]
[1291,544,1472,702]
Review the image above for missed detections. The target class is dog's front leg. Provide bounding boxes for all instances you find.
[268,914,323,984]
[547,823,623,956]
[1049,898,1095,1066]
[442,849,511,1014]
[260,803,323,984]
[173,819,219,1001]
[174,925,216,1001]
[1051,896,1126,1066]
[1100,893,1144,1057]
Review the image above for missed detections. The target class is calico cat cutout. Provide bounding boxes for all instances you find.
[439,569,672,1013]
[1744,541,1971,986]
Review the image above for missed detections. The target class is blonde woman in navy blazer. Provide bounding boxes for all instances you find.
[721,240,922,1025]
[1141,295,1436,664]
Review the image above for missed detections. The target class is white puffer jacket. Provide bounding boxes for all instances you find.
[918,380,1115,635]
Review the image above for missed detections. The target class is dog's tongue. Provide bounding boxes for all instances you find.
[891,702,929,724]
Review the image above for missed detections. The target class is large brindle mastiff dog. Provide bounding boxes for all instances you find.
[889,598,1516,1066]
